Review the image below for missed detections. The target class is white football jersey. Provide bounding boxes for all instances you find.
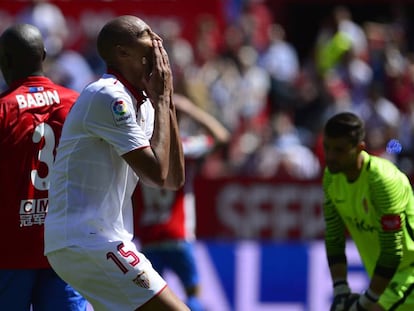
[45,73,154,254]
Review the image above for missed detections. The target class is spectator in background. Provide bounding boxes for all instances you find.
[383,22,413,115]
[235,44,271,127]
[259,23,300,114]
[353,82,401,160]
[315,12,352,76]
[158,19,194,94]
[208,24,271,131]
[238,0,273,52]
[314,5,368,81]
[396,102,414,176]
[133,94,230,311]
[183,14,222,114]
[323,112,414,311]
[17,0,68,57]
[245,111,321,179]
[17,0,95,92]
[333,5,368,60]
[0,23,87,311]
[364,21,389,85]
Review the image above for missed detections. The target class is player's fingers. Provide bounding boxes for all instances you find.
[159,42,170,67]
[155,41,170,76]
[152,39,163,72]
[153,40,171,79]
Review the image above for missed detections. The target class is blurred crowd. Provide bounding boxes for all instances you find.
[2,0,414,180]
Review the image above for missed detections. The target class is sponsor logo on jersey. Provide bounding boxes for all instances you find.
[16,90,60,109]
[381,214,401,231]
[351,218,376,233]
[19,198,48,227]
[112,100,128,115]
[111,99,132,126]
[133,271,150,288]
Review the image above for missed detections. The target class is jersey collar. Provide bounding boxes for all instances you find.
[8,75,51,90]
[107,69,147,105]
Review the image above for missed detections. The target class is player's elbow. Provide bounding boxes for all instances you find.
[176,174,185,189]
[165,171,185,190]
[141,170,185,190]
[139,173,168,189]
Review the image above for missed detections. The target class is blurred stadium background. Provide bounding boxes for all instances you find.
[4,0,414,310]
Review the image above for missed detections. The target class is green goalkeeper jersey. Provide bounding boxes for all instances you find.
[323,151,414,277]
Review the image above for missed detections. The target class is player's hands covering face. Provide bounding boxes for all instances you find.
[143,39,173,105]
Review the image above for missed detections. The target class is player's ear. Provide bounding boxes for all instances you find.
[115,45,129,58]
[42,48,47,61]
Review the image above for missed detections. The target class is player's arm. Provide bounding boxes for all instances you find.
[350,235,402,311]
[365,176,405,296]
[124,39,184,190]
[348,174,406,310]
[323,172,352,310]
[346,238,403,311]
[324,200,348,282]
[173,93,230,149]
[123,94,184,190]
[164,98,185,188]
[323,172,348,282]
[368,225,403,296]
[324,199,352,310]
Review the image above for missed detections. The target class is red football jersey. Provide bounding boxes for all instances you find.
[133,135,214,245]
[0,76,78,268]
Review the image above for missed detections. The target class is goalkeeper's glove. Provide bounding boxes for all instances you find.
[330,280,351,311]
[346,289,379,311]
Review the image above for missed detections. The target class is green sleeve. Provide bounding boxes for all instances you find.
[323,171,347,266]
[370,171,404,278]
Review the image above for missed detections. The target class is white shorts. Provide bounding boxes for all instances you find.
[47,240,167,311]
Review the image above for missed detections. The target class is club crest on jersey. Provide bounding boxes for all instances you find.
[381,214,402,231]
[111,99,132,126]
[133,271,150,288]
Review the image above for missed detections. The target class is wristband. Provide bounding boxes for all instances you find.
[364,288,379,302]
[333,280,350,297]
[358,288,379,309]
[333,280,348,287]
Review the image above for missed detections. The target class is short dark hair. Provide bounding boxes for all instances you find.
[324,112,365,145]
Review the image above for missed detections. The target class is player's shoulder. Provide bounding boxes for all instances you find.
[0,82,25,100]
[366,153,409,185]
[322,167,336,192]
[0,89,13,103]
[367,154,400,175]
[85,75,128,98]
[0,78,78,99]
[73,77,132,120]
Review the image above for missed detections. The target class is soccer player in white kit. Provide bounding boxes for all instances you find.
[44,15,188,311]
